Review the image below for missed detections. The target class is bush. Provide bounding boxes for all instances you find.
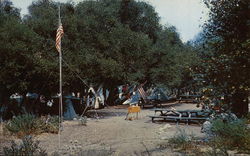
[209,119,250,153]
[3,135,47,156]
[5,114,43,137]
[78,116,87,126]
[168,129,201,153]
[169,129,190,147]
[245,112,250,124]
[5,114,59,138]
[41,116,59,134]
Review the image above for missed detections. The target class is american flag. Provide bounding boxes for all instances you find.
[56,21,64,53]
[138,85,147,101]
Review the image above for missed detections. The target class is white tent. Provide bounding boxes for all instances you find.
[87,85,106,109]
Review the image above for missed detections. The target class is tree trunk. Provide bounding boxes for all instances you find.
[177,88,180,99]
[106,86,119,106]
[1,88,16,120]
[231,90,249,117]
[0,85,4,108]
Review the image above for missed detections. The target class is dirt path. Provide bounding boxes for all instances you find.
[37,103,205,156]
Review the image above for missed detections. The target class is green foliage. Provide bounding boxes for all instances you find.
[209,119,250,153]
[78,116,87,126]
[149,27,199,88]
[0,0,199,105]
[168,129,200,153]
[5,114,59,138]
[169,129,190,146]
[195,0,250,116]
[120,0,160,42]
[41,115,59,134]
[168,121,250,155]
[22,0,159,90]
[245,112,250,123]
[3,135,47,156]
[167,129,205,155]
[5,114,42,137]
[0,0,41,95]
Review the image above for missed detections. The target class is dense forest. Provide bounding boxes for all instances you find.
[0,0,249,116]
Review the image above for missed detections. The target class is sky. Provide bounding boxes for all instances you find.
[11,0,209,42]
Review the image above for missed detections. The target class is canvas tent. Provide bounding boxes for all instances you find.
[123,90,140,105]
[63,95,78,120]
[122,87,169,105]
[86,86,106,109]
[147,88,169,101]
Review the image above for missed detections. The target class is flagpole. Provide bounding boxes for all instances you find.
[58,4,63,149]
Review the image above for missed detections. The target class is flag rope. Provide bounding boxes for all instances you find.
[45,53,90,88]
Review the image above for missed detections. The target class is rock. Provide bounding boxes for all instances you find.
[213,112,238,122]
[159,124,171,132]
[160,136,168,140]
[201,121,212,134]
[77,145,82,149]
[201,112,238,138]
[163,124,171,129]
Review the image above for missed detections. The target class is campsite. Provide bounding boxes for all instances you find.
[1,0,250,155]
[36,103,205,156]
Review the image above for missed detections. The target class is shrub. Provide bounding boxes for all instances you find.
[41,116,59,134]
[245,112,250,124]
[78,116,87,126]
[3,135,48,156]
[168,129,201,153]
[209,119,250,153]
[5,114,43,137]
[5,114,59,138]
[169,129,190,147]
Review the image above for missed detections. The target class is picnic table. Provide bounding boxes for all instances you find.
[149,108,211,124]
[178,95,202,103]
[139,99,161,108]
[179,95,202,98]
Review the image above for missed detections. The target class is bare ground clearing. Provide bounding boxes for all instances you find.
[35,103,205,156]
[0,103,205,156]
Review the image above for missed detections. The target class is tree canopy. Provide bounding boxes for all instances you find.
[193,0,250,116]
[0,0,198,105]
